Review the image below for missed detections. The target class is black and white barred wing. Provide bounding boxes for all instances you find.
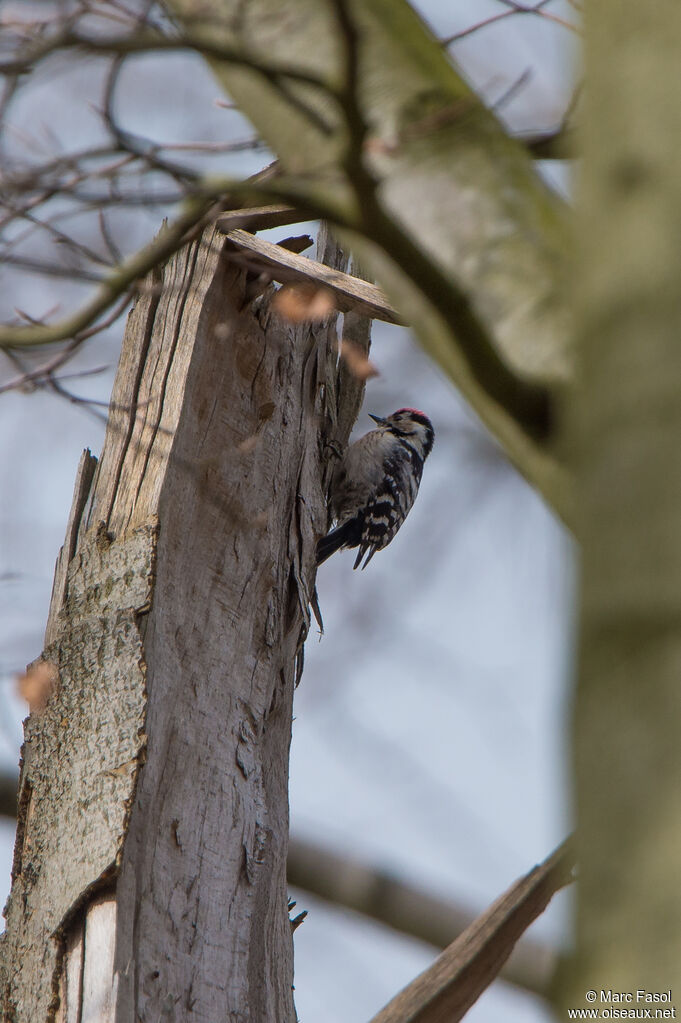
[353,448,423,569]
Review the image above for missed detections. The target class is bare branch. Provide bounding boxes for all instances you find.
[1,0,573,515]
[0,291,134,388]
[0,773,568,1003]
[0,256,103,283]
[287,836,563,998]
[494,0,580,34]
[0,26,339,99]
[441,0,580,45]
[0,196,214,348]
[0,160,356,354]
[325,1,555,443]
[369,838,576,1023]
[101,57,202,185]
[442,8,537,46]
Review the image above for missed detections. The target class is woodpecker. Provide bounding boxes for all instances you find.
[316,408,434,570]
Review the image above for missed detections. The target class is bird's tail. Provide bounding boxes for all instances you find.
[316,519,359,566]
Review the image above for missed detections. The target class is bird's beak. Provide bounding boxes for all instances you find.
[368,413,387,425]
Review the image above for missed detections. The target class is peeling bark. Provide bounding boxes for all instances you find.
[1,223,369,1021]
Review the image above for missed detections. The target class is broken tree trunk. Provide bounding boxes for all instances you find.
[0,222,369,1022]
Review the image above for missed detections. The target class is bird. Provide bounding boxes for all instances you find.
[316,408,434,570]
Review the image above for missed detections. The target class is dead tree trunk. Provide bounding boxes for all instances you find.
[0,223,368,1022]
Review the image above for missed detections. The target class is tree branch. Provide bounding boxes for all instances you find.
[287,835,563,998]
[168,0,572,521]
[0,197,215,348]
[0,28,338,97]
[0,773,569,1002]
[369,837,575,1023]
[2,0,573,515]
[329,0,554,442]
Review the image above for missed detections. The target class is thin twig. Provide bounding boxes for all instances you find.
[442,0,579,45]
[0,290,133,393]
[330,0,555,442]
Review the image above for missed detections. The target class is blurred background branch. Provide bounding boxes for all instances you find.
[0,765,565,1001]
[0,0,577,519]
[288,835,566,998]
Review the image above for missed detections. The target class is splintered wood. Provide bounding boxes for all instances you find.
[220,227,402,324]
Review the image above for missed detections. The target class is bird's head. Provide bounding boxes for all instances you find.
[368,408,434,458]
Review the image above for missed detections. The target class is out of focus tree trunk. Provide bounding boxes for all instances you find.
[563,1,681,1008]
[0,223,368,1021]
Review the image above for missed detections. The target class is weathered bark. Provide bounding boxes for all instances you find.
[0,777,565,1000]
[1,223,369,1021]
[560,1,681,1008]
[166,0,572,521]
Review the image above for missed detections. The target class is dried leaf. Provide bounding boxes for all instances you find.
[339,339,379,380]
[272,283,336,323]
[17,660,58,713]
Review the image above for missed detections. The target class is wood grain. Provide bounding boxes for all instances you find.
[0,223,371,1021]
[55,919,84,1023]
[216,204,303,232]
[44,448,98,646]
[222,228,402,324]
[80,897,117,1023]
